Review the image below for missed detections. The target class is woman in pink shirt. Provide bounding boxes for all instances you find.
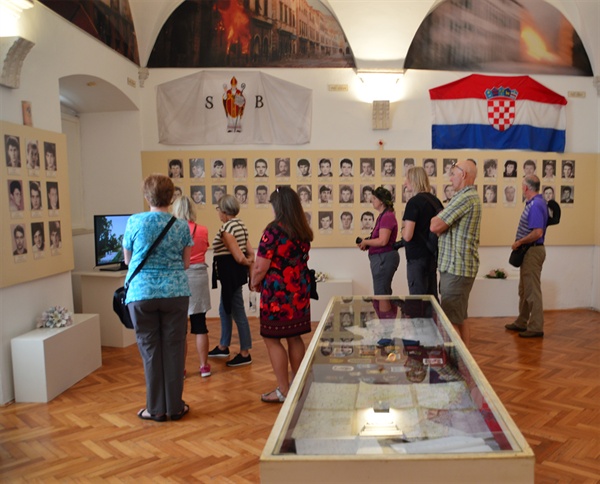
[357,186,399,295]
[173,196,212,377]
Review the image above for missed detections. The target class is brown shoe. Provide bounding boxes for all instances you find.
[519,331,544,338]
[505,323,526,332]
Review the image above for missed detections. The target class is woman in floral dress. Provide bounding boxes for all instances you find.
[251,187,314,403]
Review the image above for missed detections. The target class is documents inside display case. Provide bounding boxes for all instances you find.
[261,296,534,483]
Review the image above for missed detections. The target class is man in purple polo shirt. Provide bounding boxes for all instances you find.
[505,175,548,338]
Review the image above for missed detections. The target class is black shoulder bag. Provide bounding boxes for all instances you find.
[287,228,318,300]
[112,216,177,329]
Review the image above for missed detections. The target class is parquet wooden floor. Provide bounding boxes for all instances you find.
[1,309,599,483]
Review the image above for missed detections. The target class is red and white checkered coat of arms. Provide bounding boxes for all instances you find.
[487,97,515,132]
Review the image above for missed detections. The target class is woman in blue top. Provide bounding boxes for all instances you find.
[123,174,193,422]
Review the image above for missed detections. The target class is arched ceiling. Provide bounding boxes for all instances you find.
[127,0,598,75]
[59,75,138,114]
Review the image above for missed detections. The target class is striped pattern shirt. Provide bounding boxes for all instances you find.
[437,185,481,278]
[213,218,248,256]
[515,194,547,243]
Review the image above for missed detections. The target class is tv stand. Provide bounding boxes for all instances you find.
[72,271,136,347]
[99,262,128,272]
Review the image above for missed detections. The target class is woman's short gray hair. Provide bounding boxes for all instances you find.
[218,194,240,216]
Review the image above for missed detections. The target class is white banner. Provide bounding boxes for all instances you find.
[157,71,312,145]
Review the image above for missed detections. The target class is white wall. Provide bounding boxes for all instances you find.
[138,69,599,153]
[1,2,599,404]
[0,4,141,404]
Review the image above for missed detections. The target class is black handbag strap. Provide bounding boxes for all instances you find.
[125,216,176,288]
[414,192,443,249]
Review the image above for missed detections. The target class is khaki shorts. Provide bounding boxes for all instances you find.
[439,272,475,325]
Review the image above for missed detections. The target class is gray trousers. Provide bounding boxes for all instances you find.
[129,296,189,416]
[369,250,400,295]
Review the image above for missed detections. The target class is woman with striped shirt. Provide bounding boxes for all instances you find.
[209,195,255,367]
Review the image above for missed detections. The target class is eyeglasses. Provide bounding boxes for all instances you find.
[451,161,465,176]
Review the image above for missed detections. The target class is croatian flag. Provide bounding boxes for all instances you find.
[430,75,567,152]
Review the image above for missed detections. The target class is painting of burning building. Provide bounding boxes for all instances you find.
[405,0,592,76]
[148,0,355,68]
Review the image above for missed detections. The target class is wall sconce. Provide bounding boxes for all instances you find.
[0,0,33,13]
[355,68,405,104]
[0,36,34,88]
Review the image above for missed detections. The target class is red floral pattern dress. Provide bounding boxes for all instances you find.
[256,223,312,338]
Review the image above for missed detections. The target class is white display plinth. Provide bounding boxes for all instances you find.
[73,271,136,347]
[11,313,102,403]
[310,279,353,322]
[469,276,519,317]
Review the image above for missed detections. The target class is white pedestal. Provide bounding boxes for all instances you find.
[311,279,353,322]
[73,271,136,347]
[469,276,519,317]
[11,314,102,403]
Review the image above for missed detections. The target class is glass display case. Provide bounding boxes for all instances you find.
[260,296,534,483]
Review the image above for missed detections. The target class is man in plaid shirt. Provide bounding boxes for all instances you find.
[431,159,481,346]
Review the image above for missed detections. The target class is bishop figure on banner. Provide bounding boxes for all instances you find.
[223,77,246,132]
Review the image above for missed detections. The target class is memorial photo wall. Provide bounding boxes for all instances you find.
[141,151,595,248]
[1,121,74,288]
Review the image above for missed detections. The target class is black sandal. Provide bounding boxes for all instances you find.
[170,403,190,421]
[137,408,167,422]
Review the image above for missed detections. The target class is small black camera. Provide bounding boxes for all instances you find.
[392,239,405,250]
[356,237,363,244]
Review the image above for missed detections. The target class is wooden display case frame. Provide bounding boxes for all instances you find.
[260,295,534,483]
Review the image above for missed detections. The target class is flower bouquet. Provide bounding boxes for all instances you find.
[314,271,328,283]
[485,268,507,279]
[37,306,73,328]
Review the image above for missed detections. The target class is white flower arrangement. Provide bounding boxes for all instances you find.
[485,268,507,279]
[37,306,73,329]
[314,271,328,282]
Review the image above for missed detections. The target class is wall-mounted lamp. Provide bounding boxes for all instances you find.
[0,36,35,88]
[355,68,405,104]
[0,0,34,14]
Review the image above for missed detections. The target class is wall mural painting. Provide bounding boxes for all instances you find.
[406,0,592,76]
[148,0,355,68]
[40,0,139,64]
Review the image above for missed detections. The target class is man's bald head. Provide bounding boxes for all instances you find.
[452,159,477,189]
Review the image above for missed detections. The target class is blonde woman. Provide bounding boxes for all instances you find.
[402,166,443,298]
[172,196,212,378]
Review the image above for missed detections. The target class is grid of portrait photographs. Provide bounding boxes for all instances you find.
[485,157,576,207]
[6,133,63,263]
[1,121,74,289]
[147,152,583,248]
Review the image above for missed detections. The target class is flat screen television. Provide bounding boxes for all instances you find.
[94,214,131,271]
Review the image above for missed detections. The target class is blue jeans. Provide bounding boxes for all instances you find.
[218,286,252,351]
